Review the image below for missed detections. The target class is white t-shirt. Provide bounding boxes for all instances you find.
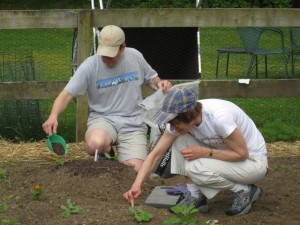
[64,47,158,132]
[166,99,267,156]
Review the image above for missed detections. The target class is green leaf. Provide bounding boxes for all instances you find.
[170,205,184,214]
[71,205,81,213]
[0,202,9,212]
[66,199,74,208]
[140,212,153,221]
[163,215,180,225]
[62,209,71,218]
[104,152,112,159]
[136,206,143,213]
[129,207,136,214]
[134,215,142,222]
[60,204,67,210]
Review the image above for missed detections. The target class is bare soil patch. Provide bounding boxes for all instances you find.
[0,141,299,225]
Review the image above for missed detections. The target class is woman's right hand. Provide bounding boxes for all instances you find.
[123,186,142,207]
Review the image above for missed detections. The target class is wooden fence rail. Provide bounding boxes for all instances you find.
[1,8,300,29]
[1,8,300,141]
[0,80,299,100]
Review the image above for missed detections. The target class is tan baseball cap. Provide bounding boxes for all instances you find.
[96,25,125,57]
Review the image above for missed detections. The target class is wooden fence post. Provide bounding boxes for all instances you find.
[76,10,91,142]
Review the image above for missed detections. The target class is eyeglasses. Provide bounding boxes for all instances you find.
[168,121,179,128]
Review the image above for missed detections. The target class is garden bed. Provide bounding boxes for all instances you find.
[0,141,299,225]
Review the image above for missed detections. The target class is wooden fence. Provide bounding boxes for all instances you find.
[0,8,300,141]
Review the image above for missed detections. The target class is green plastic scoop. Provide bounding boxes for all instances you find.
[47,133,68,155]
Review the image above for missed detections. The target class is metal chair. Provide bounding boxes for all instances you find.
[238,27,290,79]
[290,27,300,78]
[216,46,247,79]
[216,27,290,79]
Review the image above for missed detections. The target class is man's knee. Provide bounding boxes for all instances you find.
[85,129,113,154]
[122,158,144,172]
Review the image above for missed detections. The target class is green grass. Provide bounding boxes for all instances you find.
[228,97,300,142]
[0,27,299,142]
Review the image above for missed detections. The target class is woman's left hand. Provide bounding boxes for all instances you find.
[181,146,209,160]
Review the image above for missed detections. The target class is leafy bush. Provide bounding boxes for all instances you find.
[1,0,294,10]
[201,0,293,8]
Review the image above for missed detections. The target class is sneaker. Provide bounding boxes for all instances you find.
[171,191,209,213]
[226,184,261,216]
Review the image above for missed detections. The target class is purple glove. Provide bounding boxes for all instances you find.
[166,184,188,195]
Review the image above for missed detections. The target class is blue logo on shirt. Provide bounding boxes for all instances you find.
[96,71,138,89]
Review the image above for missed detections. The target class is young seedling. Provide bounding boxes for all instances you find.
[104,150,118,161]
[0,194,21,213]
[1,218,16,225]
[0,167,7,179]
[55,156,65,166]
[0,201,9,212]
[129,206,153,222]
[60,198,81,218]
[163,205,209,225]
[0,195,16,212]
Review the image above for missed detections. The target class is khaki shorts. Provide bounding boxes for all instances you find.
[86,117,148,162]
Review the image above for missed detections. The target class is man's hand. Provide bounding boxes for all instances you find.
[123,186,142,207]
[42,116,58,136]
[157,80,172,93]
[149,77,172,93]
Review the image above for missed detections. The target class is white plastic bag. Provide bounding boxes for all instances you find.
[139,79,201,128]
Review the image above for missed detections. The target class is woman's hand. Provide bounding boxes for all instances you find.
[181,145,210,160]
[123,186,142,207]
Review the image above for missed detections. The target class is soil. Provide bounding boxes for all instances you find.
[0,142,299,225]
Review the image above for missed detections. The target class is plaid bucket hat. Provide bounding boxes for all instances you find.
[154,88,197,124]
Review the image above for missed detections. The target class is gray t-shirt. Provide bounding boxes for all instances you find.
[64,47,158,132]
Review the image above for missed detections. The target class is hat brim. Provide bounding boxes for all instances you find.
[96,45,119,57]
[153,110,178,125]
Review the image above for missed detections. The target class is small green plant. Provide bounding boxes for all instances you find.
[0,167,7,179]
[0,195,15,212]
[0,195,21,212]
[55,156,65,166]
[129,206,153,222]
[32,184,43,200]
[104,151,118,161]
[163,205,209,225]
[60,198,81,218]
[0,201,9,212]
[1,218,16,225]
[15,195,21,201]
